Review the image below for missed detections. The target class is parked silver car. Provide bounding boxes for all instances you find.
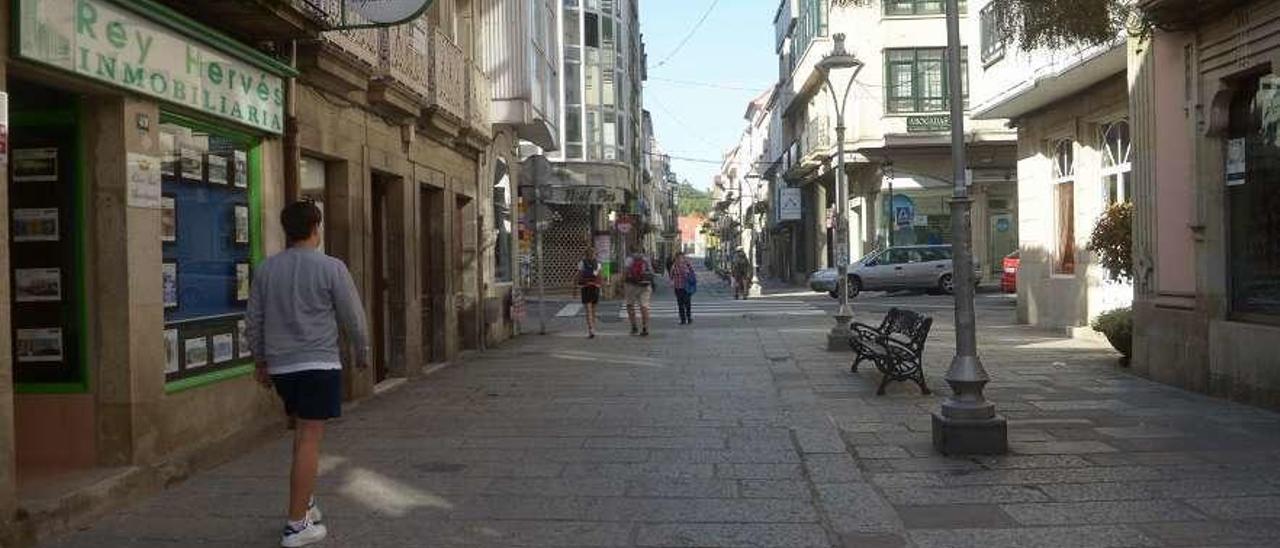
[808,245,980,298]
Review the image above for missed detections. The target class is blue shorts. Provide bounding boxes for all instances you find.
[271,369,343,420]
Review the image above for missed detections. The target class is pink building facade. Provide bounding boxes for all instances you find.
[1131,0,1280,409]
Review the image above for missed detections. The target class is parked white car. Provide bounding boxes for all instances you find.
[808,245,981,298]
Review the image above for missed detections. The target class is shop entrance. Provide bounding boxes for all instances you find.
[7,80,97,495]
[420,186,446,363]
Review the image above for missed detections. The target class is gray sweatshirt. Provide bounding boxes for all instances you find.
[245,246,371,374]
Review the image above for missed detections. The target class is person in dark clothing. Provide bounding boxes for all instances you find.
[669,252,696,325]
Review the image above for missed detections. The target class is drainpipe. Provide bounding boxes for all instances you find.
[283,40,301,202]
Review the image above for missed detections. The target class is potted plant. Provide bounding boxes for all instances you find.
[1086,202,1134,363]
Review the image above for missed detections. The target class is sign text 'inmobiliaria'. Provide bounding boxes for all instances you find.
[17,0,288,134]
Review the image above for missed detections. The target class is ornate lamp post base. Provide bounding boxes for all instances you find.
[826,312,852,351]
[932,413,1007,455]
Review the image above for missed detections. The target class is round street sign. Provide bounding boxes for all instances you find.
[346,0,434,25]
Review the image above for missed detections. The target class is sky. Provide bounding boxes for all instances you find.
[639,0,777,190]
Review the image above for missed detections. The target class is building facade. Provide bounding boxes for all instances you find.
[971,0,1131,334]
[536,0,649,289]
[1129,0,1280,409]
[765,0,1017,288]
[0,0,557,543]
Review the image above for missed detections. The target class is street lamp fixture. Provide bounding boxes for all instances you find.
[932,0,1007,454]
[819,33,865,351]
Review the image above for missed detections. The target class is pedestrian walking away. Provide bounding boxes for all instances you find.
[732,249,754,300]
[577,247,604,338]
[623,246,655,336]
[246,201,371,548]
[670,252,696,325]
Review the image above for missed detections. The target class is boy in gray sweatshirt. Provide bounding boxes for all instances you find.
[246,201,370,547]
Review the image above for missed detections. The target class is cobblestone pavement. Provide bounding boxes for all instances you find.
[47,267,1280,547]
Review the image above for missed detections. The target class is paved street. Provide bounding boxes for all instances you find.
[47,268,1280,547]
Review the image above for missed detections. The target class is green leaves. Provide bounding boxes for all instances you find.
[1086,201,1134,280]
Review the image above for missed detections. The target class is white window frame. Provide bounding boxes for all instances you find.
[1099,119,1132,205]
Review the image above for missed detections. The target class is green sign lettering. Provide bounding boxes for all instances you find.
[20,0,286,134]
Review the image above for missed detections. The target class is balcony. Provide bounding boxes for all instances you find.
[368,23,430,120]
[467,62,494,141]
[156,0,336,40]
[429,27,468,123]
[800,115,833,165]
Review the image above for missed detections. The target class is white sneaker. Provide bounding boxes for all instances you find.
[281,521,327,547]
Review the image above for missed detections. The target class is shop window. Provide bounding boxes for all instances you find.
[886,48,968,114]
[1052,139,1076,274]
[493,160,513,282]
[8,84,83,387]
[1099,120,1132,204]
[158,115,259,385]
[1227,74,1280,319]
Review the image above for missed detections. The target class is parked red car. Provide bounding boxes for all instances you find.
[1001,251,1020,293]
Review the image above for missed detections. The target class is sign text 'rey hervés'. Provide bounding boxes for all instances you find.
[17,0,286,133]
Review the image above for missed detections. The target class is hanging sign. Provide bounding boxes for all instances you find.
[15,0,291,133]
[341,0,435,27]
[779,187,802,221]
[1226,138,1246,186]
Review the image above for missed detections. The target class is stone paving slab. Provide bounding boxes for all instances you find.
[42,278,1280,547]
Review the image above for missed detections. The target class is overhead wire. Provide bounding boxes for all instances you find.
[650,0,722,70]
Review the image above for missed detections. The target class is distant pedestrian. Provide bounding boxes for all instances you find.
[670,252,696,325]
[247,201,370,548]
[732,250,754,300]
[577,247,604,338]
[623,246,655,336]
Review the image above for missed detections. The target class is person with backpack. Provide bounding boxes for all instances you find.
[623,246,655,336]
[670,252,696,325]
[576,247,604,338]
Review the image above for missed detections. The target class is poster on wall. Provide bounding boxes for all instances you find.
[235,263,250,301]
[207,154,229,185]
[162,261,178,309]
[161,196,177,242]
[233,151,247,188]
[12,208,59,242]
[1227,138,1246,186]
[14,268,61,302]
[15,328,62,363]
[12,148,58,182]
[163,328,179,374]
[236,319,251,358]
[594,234,613,263]
[126,153,162,208]
[159,132,176,177]
[184,336,208,368]
[212,333,234,364]
[234,205,249,244]
[180,147,203,181]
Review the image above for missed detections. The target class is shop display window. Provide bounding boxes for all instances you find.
[8,82,84,390]
[159,113,260,384]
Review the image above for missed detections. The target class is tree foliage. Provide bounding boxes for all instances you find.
[829,0,1132,51]
[677,182,713,217]
[1086,202,1134,280]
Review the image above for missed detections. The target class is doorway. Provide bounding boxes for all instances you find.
[420,185,446,363]
[371,174,392,383]
[455,195,478,350]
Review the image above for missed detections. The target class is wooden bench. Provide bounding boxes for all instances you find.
[847,308,933,396]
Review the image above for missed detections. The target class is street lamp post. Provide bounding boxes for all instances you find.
[932,0,1007,454]
[818,33,864,351]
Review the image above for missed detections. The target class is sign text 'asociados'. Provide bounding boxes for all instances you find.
[17,0,287,134]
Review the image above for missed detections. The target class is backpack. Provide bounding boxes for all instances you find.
[627,256,650,284]
[579,259,598,283]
